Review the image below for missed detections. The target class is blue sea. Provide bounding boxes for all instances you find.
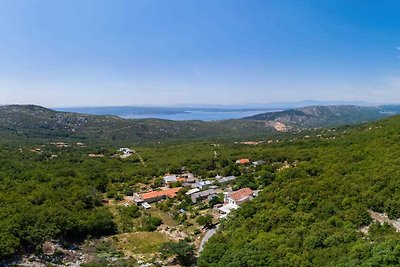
[55,106,280,121]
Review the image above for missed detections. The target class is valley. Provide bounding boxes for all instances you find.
[3,1,400,266]
[1,106,400,266]
[0,104,395,145]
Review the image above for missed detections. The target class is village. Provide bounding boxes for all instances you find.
[113,155,269,259]
[130,161,261,219]
[7,125,365,267]
[17,140,306,266]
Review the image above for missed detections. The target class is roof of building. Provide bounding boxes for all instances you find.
[218,203,239,214]
[133,193,144,203]
[229,187,253,202]
[141,187,181,200]
[218,176,236,183]
[236,158,250,164]
[164,175,177,183]
[186,188,201,195]
[119,148,132,152]
[142,202,151,209]
[195,180,211,188]
[191,189,216,203]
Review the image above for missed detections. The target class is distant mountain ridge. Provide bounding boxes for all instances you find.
[244,105,388,129]
[55,101,372,119]
[55,106,278,121]
[0,104,396,143]
[0,105,274,143]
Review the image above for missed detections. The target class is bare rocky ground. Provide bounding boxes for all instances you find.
[359,210,400,234]
[2,240,127,267]
[3,241,86,267]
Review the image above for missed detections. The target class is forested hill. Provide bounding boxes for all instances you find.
[0,104,391,144]
[199,115,400,266]
[0,105,274,143]
[243,105,387,128]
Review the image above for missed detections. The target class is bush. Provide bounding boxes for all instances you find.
[160,240,195,266]
[139,215,163,231]
[197,215,213,227]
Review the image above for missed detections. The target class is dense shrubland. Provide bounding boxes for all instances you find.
[199,117,400,266]
[2,115,400,266]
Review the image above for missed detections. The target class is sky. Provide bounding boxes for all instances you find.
[1,0,400,107]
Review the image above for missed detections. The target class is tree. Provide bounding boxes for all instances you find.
[160,240,195,266]
[197,215,213,227]
[139,215,162,231]
[209,194,224,207]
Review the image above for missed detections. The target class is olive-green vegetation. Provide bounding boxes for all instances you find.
[0,132,253,259]
[0,145,124,258]
[139,215,163,232]
[160,240,195,266]
[0,105,278,144]
[0,104,393,145]
[197,215,213,227]
[199,116,400,267]
[3,105,400,266]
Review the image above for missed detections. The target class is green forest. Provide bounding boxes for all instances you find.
[2,113,400,266]
[199,116,400,266]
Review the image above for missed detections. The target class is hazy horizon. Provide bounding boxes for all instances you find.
[2,1,400,106]
[1,99,389,109]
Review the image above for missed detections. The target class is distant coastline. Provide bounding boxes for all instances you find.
[55,106,282,121]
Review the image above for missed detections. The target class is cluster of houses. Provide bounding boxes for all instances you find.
[132,158,263,218]
[236,158,267,167]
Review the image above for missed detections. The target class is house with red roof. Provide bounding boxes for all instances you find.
[235,158,250,165]
[226,187,254,205]
[139,187,181,203]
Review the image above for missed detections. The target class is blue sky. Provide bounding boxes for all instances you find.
[1,0,400,107]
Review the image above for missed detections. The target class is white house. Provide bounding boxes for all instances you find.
[218,203,239,218]
[163,175,177,184]
[193,180,211,190]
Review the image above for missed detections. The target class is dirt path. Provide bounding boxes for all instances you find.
[132,149,146,167]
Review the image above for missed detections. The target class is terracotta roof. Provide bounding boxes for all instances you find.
[229,187,253,202]
[141,187,181,200]
[236,158,250,164]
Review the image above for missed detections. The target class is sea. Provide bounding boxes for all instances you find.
[55,106,280,121]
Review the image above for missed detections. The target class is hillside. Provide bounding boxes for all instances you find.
[199,115,400,266]
[244,105,387,129]
[2,106,400,265]
[0,105,274,143]
[0,105,391,144]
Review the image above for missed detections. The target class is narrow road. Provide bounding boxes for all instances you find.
[199,225,218,253]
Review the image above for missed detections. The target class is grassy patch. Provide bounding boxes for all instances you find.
[110,232,171,255]
[147,209,177,227]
